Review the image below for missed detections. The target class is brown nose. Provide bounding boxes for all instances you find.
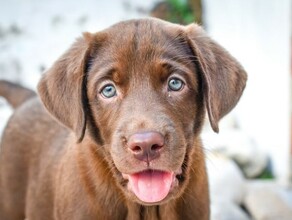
[128,132,164,162]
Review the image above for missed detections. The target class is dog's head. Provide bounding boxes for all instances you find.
[38,18,247,205]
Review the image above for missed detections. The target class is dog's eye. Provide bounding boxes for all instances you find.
[100,84,117,98]
[168,78,184,91]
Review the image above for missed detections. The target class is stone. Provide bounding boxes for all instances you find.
[203,129,268,178]
[207,154,246,204]
[243,180,292,220]
[211,199,251,220]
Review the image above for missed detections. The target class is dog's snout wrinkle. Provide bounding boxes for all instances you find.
[128,132,164,162]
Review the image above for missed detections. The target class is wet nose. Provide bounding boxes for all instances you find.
[128,132,164,162]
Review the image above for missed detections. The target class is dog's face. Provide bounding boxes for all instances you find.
[38,18,247,205]
[85,21,204,204]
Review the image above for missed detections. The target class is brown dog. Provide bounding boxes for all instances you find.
[0,18,247,220]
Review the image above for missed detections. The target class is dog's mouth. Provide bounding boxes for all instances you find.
[121,168,183,204]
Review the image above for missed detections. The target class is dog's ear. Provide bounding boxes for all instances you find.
[185,24,247,133]
[38,32,105,142]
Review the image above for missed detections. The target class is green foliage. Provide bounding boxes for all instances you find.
[257,168,274,180]
[165,0,195,24]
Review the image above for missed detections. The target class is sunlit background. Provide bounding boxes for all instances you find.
[0,0,291,219]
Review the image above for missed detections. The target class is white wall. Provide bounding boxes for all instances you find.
[203,0,291,184]
[0,0,158,90]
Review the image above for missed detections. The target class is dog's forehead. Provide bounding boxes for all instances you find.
[88,18,195,90]
[107,18,183,39]
[101,19,191,64]
[102,18,186,54]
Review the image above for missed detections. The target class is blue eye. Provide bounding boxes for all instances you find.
[101,84,117,98]
[168,78,184,91]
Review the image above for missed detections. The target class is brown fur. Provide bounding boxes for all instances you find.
[0,18,247,220]
[0,80,36,109]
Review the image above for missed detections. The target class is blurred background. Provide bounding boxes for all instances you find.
[0,0,291,219]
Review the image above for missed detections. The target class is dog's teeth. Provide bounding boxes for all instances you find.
[122,173,129,179]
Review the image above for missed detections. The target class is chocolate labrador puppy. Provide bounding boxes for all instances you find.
[0,18,247,220]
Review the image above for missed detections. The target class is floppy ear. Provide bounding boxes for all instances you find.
[38,32,102,142]
[185,24,247,133]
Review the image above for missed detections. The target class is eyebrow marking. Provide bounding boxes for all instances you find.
[94,66,117,81]
[160,60,192,75]
[113,71,125,84]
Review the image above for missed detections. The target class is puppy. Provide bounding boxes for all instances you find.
[0,18,247,220]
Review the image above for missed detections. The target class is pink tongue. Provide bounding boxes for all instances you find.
[128,170,174,203]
